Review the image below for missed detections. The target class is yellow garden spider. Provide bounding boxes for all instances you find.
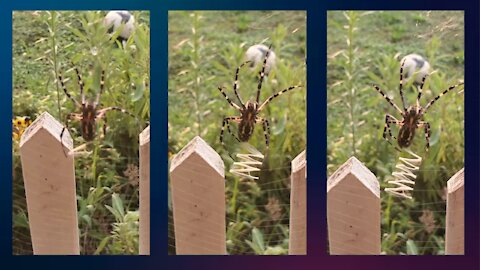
[218,45,302,155]
[373,59,464,151]
[57,66,137,156]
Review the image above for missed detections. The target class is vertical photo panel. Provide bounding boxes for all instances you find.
[326,11,464,255]
[12,10,150,255]
[168,10,306,255]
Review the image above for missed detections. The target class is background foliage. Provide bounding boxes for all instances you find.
[327,11,464,255]
[168,11,306,255]
[12,11,150,255]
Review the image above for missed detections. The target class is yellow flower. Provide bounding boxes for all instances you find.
[12,116,32,141]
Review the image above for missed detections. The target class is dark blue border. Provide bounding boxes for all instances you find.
[3,0,479,269]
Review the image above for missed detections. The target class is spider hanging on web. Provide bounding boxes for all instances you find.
[373,58,464,152]
[57,65,138,156]
[218,45,303,157]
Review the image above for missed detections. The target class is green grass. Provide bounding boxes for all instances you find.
[327,11,464,255]
[12,11,150,255]
[168,11,306,255]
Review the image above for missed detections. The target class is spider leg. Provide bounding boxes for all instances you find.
[373,84,404,114]
[256,44,272,103]
[257,85,302,111]
[417,121,431,151]
[74,67,86,105]
[399,59,408,111]
[416,74,428,107]
[384,114,401,140]
[97,106,136,119]
[97,106,140,132]
[220,117,241,159]
[103,115,107,138]
[95,113,108,138]
[423,82,464,113]
[256,117,271,149]
[60,113,82,157]
[383,114,402,152]
[218,86,242,110]
[233,61,252,107]
[95,70,105,107]
[58,72,81,107]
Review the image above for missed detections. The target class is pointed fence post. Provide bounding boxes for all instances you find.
[289,150,306,255]
[169,136,226,255]
[139,125,150,255]
[327,157,380,255]
[445,168,464,255]
[19,112,79,255]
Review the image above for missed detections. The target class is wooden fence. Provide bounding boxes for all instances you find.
[327,156,464,255]
[18,112,150,255]
[169,136,306,255]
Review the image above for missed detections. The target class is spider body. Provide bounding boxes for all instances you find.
[57,66,137,155]
[80,101,98,141]
[373,59,463,151]
[397,106,422,148]
[238,101,258,142]
[218,45,302,155]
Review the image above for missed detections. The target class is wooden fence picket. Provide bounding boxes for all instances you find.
[19,112,80,255]
[327,156,381,255]
[289,150,307,255]
[169,136,227,255]
[445,168,464,255]
[139,125,151,255]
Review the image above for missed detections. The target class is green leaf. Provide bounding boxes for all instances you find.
[131,80,145,102]
[264,246,286,255]
[67,26,88,43]
[94,236,112,255]
[251,227,265,252]
[112,193,125,218]
[81,214,92,227]
[272,114,286,135]
[406,239,418,255]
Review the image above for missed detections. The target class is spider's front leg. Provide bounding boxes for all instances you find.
[257,85,302,111]
[97,106,137,118]
[256,117,271,150]
[218,86,243,110]
[233,61,252,106]
[373,84,404,115]
[220,116,241,158]
[255,45,272,103]
[383,114,402,151]
[417,121,431,151]
[60,113,82,157]
[423,82,464,112]
[57,72,81,107]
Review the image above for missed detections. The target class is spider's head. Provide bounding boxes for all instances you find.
[81,101,97,123]
[244,100,258,111]
[407,105,422,116]
[83,100,95,109]
[242,101,259,121]
[405,106,422,124]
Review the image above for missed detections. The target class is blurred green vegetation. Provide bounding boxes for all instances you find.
[168,11,306,255]
[327,11,464,255]
[12,11,150,255]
